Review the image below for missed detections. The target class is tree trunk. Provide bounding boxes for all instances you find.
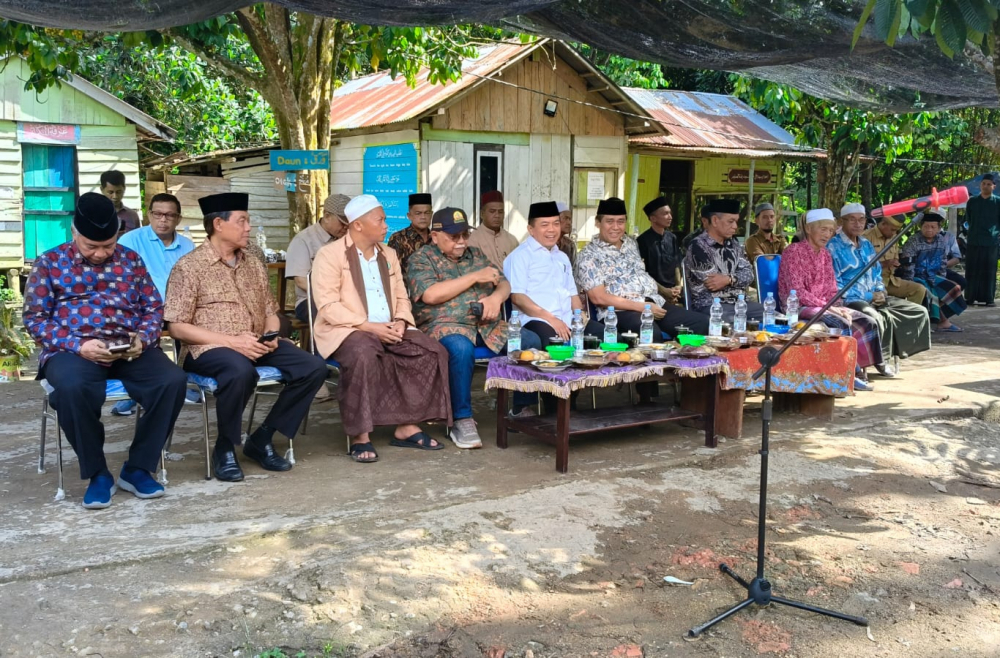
[861,162,873,215]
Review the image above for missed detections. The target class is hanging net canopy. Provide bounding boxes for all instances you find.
[0,0,994,111]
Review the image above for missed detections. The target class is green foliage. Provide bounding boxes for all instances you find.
[857,0,999,59]
[576,45,668,89]
[0,275,32,360]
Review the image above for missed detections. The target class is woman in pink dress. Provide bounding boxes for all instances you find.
[777,208,882,391]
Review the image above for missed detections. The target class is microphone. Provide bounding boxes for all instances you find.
[870,185,970,218]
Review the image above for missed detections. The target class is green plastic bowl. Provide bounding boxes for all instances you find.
[599,342,628,352]
[545,345,575,361]
[677,334,706,347]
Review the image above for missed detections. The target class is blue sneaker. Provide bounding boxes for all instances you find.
[854,377,875,392]
[111,399,137,416]
[184,389,202,404]
[118,463,165,499]
[82,471,117,509]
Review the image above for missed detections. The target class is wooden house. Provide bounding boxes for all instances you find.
[326,39,662,242]
[0,57,175,269]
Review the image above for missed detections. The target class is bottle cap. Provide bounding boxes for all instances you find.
[790,289,796,294]
[738,294,744,300]
[714,297,720,302]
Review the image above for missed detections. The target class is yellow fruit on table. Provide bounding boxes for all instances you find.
[519,351,534,362]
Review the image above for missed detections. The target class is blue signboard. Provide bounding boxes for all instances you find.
[363,142,418,240]
[270,150,329,171]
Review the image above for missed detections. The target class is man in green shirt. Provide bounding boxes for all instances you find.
[964,174,1000,306]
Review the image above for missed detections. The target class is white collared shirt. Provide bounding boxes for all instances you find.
[504,236,577,327]
[358,248,392,322]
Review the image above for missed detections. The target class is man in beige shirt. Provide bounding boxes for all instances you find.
[744,202,787,263]
[285,193,349,324]
[467,190,520,269]
[864,215,926,304]
[165,192,327,482]
[311,194,451,464]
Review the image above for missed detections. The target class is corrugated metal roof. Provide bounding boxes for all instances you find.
[329,42,535,131]
[623,89,822,156]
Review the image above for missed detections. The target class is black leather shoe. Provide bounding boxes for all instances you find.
[243,440,292,472]
[212,448,245,482]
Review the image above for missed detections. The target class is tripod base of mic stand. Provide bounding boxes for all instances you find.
[686,563,869,639]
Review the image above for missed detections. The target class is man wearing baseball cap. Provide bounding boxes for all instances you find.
[285,193,350,325]
[408,208,542,449]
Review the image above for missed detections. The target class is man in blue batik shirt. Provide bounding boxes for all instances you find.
[22,193,187,509]
[828,203,931,377]
[114,192,197,416]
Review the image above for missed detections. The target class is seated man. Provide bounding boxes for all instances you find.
[22,193,187,509]
[387,193,433,271]
[900,212,967,332]
[165,192,328,482]
[683,199,764,321]
[744,202,787,263]
[312,195,451,463]
[112,192,197,417]
[99,169,140,236]
[577,197,709,337]
[556,201,577,264]
[285,193,350,324]
[408,207,543,449]
[681,205,710,251]
[468,190,520,269]
[828,203,931,377]
[637,197,683,305]
[939,228,966,291]
[863,215,926,304]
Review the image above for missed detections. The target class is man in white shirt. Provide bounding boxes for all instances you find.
[504,201,583,343]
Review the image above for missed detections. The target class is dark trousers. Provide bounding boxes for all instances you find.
[612,306,710,339]
[693,301,765,324]
[44,349,187,480]
[184,341,327,448]
[946,269,966,291]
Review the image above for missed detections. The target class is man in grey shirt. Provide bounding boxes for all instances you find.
[285,194,350,324]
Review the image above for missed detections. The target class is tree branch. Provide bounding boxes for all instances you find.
[168,31,264,96]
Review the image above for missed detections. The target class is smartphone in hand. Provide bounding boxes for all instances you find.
[258,330,280,344]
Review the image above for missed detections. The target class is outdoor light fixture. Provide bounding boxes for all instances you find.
[543,100,558,117]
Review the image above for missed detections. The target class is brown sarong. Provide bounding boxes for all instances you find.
[333,329,452,436]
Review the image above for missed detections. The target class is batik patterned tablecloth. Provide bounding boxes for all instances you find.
[484,356,729,399]
[719,338,857,396]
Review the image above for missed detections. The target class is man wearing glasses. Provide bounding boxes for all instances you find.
[113,193,196,415]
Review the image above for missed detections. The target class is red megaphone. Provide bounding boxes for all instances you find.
[870,185,970,218]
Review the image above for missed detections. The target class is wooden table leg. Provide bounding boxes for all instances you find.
[496,389,509,449]
[703,374,719,448]
[773,392,834,419]
[679,375,746,443]
[555,396,570,473]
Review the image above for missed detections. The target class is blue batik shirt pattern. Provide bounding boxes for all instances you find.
[826,231,885,303]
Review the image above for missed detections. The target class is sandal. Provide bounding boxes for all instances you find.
[936,325,963,333]
[349,442,379,463]
[389,431,444,450]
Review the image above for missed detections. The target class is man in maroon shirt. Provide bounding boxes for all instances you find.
[100,170,141,235]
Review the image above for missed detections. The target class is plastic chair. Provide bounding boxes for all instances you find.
[754,254,782,313]
[38,379,166,500]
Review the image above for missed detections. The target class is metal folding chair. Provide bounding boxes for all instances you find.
[38,379,166,500]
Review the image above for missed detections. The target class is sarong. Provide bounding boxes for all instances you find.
[964,245,998,304]
[913,275,966,322]
[800,306,882,369]
[847,299,931,360]
[333,329,452,436]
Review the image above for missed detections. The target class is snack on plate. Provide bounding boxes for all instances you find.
[511,349,544,362]
[676,344,718,358]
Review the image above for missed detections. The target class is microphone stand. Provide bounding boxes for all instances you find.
[687,212,923,638]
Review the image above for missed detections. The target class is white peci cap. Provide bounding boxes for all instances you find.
[805,208,835,223]
[344,194,382,223]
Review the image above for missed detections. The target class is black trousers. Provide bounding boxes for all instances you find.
[44,348,187,480]
[612,306,710,339]
[184,341,328,448]
[692,301,765,324]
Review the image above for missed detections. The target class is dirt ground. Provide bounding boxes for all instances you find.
[1,308,1000,658]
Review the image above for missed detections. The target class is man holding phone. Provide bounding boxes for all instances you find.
[165,193,327,482]
[407,208,542,449]
[23,193,188,509]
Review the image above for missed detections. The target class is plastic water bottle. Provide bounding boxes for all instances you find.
[604,306,618,344]
[785,290,799,326]
[763,292,776,327]
[571,309,585,355]
[709,298,724,337]
[256,225,267,251]
[640,303,655,345]
[734,294,748,333]
[507,310,522,352]
[183,225,192,241]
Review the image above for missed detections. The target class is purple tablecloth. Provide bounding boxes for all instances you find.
[484,356,729,399]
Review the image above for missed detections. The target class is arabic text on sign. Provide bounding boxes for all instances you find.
[727,169,772,185]
[270,150,330,171]
[16,122,80,144]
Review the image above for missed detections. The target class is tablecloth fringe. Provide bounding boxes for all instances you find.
[484,362,729,399]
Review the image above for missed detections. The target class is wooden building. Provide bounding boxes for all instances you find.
[326,39,662,242]
[0,57,175,268]
[144,145,293,250]
[622,89,825,237]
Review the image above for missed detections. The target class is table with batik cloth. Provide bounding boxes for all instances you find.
[485,356,730,473]
[682,337,858,440]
